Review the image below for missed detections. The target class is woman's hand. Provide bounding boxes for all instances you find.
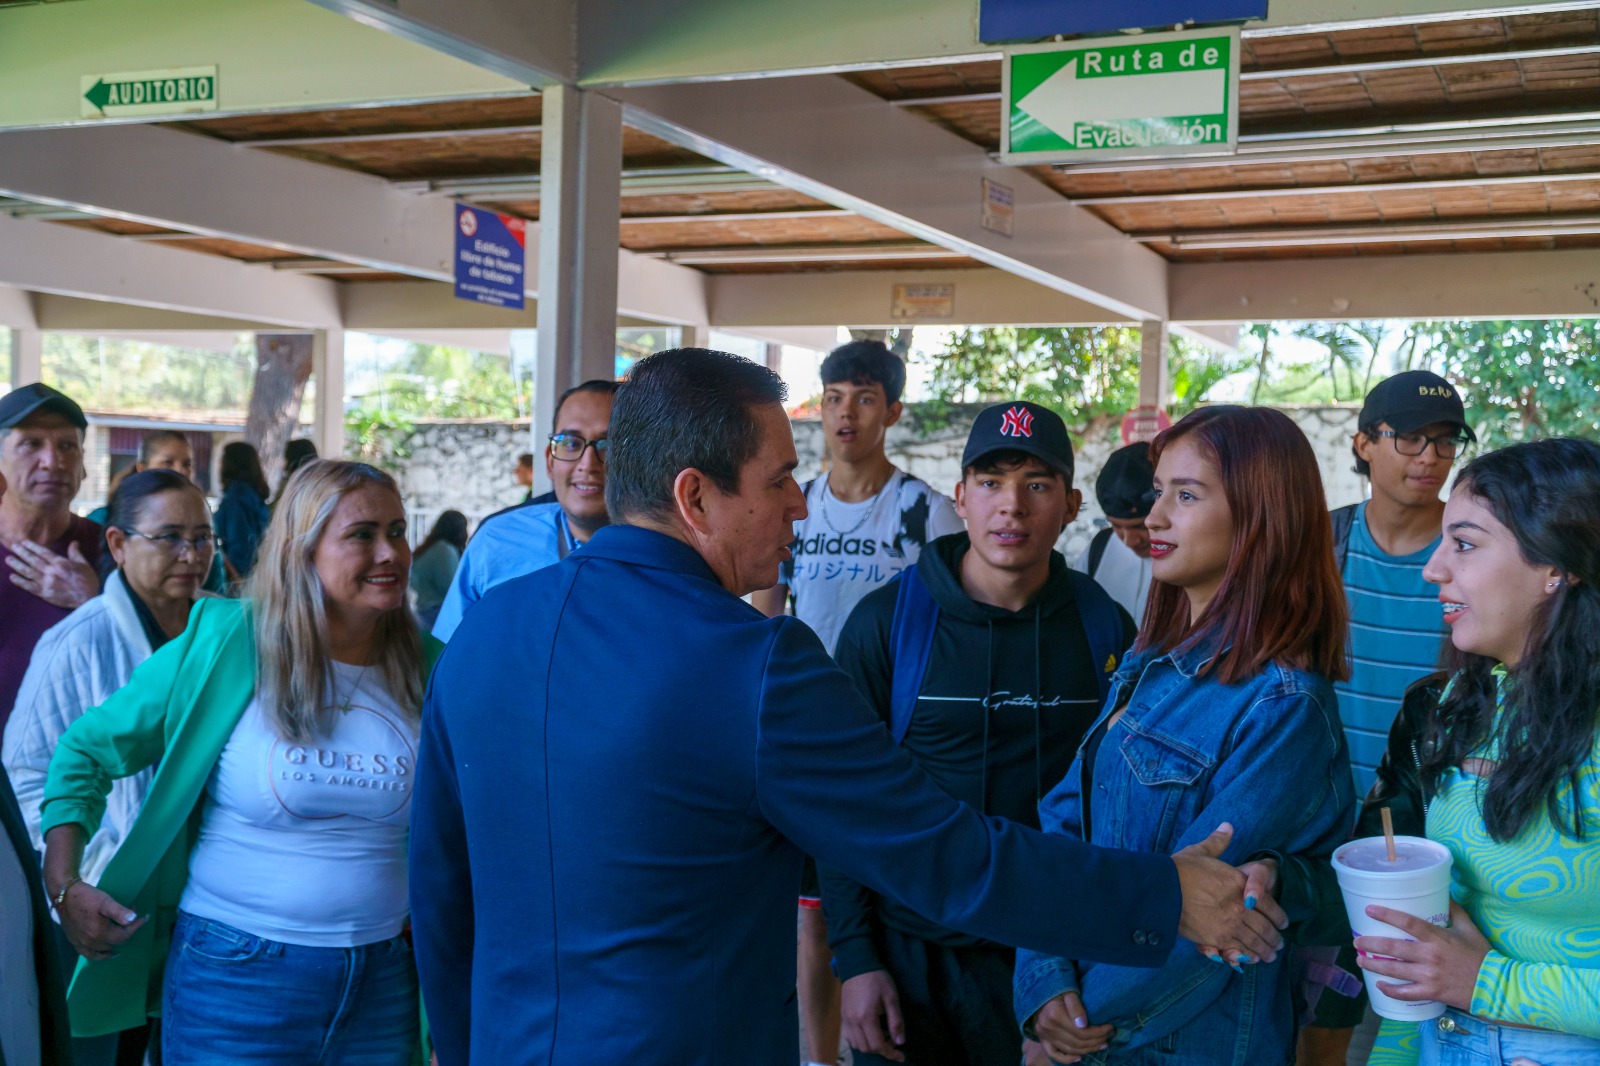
[1354,901,1490,1010]
[1195,858,1280,970]
[57,881,147,961]
[1031,991,1114,1064]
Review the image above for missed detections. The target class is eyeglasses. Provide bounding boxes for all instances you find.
[120,530,219,556]
[548,433,608,463]
[1377,429,1470,459]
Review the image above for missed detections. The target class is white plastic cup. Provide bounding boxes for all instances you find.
[1330,835,1454,1021]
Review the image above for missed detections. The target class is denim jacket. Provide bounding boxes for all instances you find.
[1014,638,1356,1065]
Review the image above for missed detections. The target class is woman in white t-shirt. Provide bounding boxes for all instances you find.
[39,461,443,1065]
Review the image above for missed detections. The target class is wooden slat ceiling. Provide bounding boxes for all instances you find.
[18,7,1593,281]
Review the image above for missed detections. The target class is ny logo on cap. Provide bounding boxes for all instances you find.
[1000,405,1034,438]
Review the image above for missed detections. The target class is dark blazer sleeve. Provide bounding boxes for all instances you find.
[818,592,896,981]
[409,680,474,1066]
[756,618,1180,968]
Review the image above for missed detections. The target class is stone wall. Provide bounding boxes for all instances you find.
[372,405,1366,551]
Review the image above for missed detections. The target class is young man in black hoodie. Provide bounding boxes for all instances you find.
[821,401,1135,1066]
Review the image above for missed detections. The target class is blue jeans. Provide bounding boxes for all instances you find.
[162,912,418,1066]
[1421,1008,1600,1066]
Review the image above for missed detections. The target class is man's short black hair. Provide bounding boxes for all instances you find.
[820,340,906,406]
[605,349,787,522]
[552,379,621,434]
[516,452,535,468]
[962,447,1064,482]
[1353,420,1379,478]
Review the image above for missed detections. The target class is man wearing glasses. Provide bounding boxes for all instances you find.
[0,384,102,735]
[1301,369,1475,1066]
[432,380,618,641]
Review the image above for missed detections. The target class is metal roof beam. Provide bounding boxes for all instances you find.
[1170,246,1600,321]
[0,213,341,328]
[1074,169,1600,205]
[618,75,1170,320]
[1052,115,1600,174]
[658,243,958,265]
[236,123,542,149]
[1136,213,1600,248]
[0,122,708,324]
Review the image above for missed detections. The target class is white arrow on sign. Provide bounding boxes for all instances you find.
[1017,58,1227,136]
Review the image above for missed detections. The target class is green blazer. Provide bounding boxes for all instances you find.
[40,597,444,1038]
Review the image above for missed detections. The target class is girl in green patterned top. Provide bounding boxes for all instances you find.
[1351,438,1600,1066]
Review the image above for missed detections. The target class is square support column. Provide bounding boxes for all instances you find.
[9,328,43,388]
[534,84,623,494]
[312,328,346,459]
[1138,320,1170,411]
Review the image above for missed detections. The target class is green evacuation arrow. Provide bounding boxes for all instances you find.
[82,79,112,113]
[80,66,219,118]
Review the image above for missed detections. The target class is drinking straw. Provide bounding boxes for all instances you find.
[1381,806,1397,863]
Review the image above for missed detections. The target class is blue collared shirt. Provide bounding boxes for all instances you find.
[430,503,577,641]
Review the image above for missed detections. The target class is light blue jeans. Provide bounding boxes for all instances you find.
[162,911,418,1066]
[1421,1007,1600,1066]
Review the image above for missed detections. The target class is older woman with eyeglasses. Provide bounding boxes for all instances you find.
[36,460,443,1065]
[3,467,216,1065]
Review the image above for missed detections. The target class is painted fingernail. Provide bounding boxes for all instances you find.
[1230,963,1244,974]
[1207,953,1224,963]
[1074,1016,1087,1029]
[1245,895,1257,910]
[1237,954,1252,963]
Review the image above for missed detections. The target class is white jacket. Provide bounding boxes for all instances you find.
[2,570,156,886]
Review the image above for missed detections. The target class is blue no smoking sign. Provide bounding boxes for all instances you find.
[454,205,526,309]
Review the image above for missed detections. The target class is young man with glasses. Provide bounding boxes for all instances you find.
[1301,369,1474,1066]
[432,380,618,641]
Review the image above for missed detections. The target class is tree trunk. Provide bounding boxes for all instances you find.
[848,328,913,357]
[245,332,315,488]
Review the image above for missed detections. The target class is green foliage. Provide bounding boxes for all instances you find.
[344,408,414,472]
[352,343,530,420]
[922,326,1243,429]
[1419,319,1600,448]
[41,334,255,412]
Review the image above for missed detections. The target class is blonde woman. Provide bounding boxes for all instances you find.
[39,461,443,1065]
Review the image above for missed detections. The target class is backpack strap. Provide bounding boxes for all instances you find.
[1065,569,1125,702]
[886,565,939,744]
[1087,526,1115,579]
[1329,503,1358,575]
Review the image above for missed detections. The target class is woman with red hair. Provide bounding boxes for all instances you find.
[1014,405,1358,1064]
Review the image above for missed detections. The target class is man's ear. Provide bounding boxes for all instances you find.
[673,468,714,535]
[1062,487,1083,531]
[953,476,968,522]
[545,445,557,483]
[884,400,904,429]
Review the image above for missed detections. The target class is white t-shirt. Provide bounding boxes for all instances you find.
[780,470,963,654]
[181,662,418,947]
[1072,531,1154,626]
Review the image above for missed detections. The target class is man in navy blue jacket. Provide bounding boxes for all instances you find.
[410,348,1287,1066]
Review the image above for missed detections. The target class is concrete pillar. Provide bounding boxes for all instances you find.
[534,84,623,499]
[9,328,43,388]
[312,328,346,459]
[1138,320,1170,410]
[764,342,782,374]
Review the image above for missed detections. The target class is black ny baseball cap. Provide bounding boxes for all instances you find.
[1096,442,1156,519]
[1360,371,1476,442]
[962,401,1074,480]
[0,383,87,431]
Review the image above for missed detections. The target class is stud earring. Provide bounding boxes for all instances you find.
[1548,580,1564,590]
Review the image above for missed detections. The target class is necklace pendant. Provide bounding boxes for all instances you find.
[339,699,352,713]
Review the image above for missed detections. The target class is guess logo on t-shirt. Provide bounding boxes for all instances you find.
[268,704,415,821]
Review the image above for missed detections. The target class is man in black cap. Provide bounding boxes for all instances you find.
[1075,442,1156,625]
[822,401,1136,1066]
[1302,369,1475,1066]
[0,384,102,734]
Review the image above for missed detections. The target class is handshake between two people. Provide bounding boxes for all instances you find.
[1029,824,1287,1064]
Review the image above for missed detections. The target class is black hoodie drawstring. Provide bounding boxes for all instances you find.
[1034,600,1044,807]
[980,618,994,815]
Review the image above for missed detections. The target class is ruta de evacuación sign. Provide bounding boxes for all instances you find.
[1002,29,1240,165]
